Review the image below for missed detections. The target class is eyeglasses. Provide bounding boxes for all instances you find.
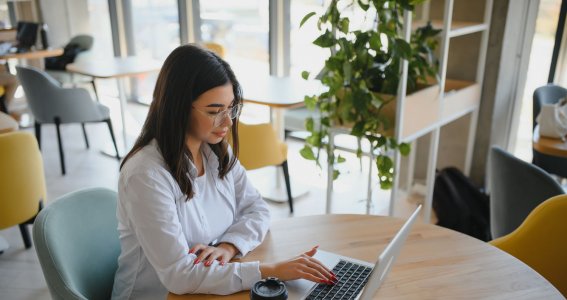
[192,103,242,127]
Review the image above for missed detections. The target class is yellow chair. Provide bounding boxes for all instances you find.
[235,121,294,213]
[490,194,567,296]
[201,42,226,59]
[0,131,46,250]
[0,85,7,113]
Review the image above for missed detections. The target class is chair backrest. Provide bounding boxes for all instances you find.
[33,188,120,300]
[533,84,567,130]
[16,65,102,124]
[0,131,46,229]
[489,146,564,238]
[234,122,287,170]
[490,194,567,297]
[68,35,93,51]
[201,42,226,58]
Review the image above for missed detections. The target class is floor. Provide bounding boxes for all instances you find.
[0,93,420,299]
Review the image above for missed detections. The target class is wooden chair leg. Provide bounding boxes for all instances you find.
[81,123,89,149]
[105,118,121,160]
[34,122,41,150]
[281,160,294,214]
[54,117,66,175]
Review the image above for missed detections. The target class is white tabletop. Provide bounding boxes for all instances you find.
[238,75,324,108]
[66,56,162,79]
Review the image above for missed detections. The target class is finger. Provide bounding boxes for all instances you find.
[195,247,215,264]
[189,243,206,255]
[304,245,319,257]
[307,256,334,276]
[219,253,232,266]
[298,270,331,285]
[304,258,335,281]
[204,251,222,267]
[299,263,330,283]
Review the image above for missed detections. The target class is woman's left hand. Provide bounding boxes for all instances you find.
[189,243,239,266]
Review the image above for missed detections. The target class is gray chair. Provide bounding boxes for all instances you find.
[16,65,119,175]
[33,188,120,300]
[46,35,99,100]
[532,84,567,178]
[490,146,564,238]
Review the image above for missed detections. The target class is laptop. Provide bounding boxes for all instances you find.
[286,205,422,300]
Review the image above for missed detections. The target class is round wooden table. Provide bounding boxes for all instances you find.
[168,214,563,299]
[533,125,567,158]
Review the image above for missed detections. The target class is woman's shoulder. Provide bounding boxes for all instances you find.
[121,141,170,180]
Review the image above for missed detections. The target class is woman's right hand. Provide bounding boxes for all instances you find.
[259,246,337,285]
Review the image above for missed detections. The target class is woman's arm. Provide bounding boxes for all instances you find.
[121,169,261,295]
[217,159,271,257]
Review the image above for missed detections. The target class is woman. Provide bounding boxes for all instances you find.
[111,45,336,299]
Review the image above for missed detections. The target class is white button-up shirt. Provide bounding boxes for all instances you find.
[111,140,270,299]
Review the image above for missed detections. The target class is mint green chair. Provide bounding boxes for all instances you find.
[33,188,120,300]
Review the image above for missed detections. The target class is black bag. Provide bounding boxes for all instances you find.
[45,43,83,70]
[432,167,491,241]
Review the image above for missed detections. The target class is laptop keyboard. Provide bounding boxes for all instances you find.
[305,259,373,300]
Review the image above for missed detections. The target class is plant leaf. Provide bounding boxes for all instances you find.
[304,95,317,110]
[300,12,316,28]
[301,70,310,80]
[399,142,411,156]
[395,38,412,59]
[313,30,336,48]
[333,170,340,180]
[300,145,316,160]
[339,18,350,34]
[305,117,314,132]
[357,0,370,11]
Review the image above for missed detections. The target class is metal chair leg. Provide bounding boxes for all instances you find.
[281,160,294,214]
[105,118,121,160]
[34,122,41,150]
[54,117,66,175]
[18,224,32,249]
[81,123,89,149]
[91,79,100,102]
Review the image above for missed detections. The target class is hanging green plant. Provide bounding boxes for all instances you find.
[299,0,441,189]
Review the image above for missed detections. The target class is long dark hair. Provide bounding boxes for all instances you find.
[121,44,241,200]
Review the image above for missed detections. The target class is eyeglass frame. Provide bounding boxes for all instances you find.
[192,103,243,127]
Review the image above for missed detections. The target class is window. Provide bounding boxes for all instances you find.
[130,0,180,103]
[200,0,269,77]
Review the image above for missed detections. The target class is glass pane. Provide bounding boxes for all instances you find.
[131,0,180,103]
[200,0,269,77]
[513,0,561,160]
[88,0,114,59]
[290,0,327,78]
[86,0,118,99]
[0,0,11,28]
[131,0,180,59]
[290,1,374,78]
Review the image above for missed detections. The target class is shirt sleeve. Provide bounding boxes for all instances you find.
[218,158,271,257]
[121,169,261,295]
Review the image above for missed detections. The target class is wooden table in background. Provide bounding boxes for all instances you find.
[238,75,323,202]
[0,48,63,61]
[66,56,162,156]
[169,214,563,300]
[533,125,567,158]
